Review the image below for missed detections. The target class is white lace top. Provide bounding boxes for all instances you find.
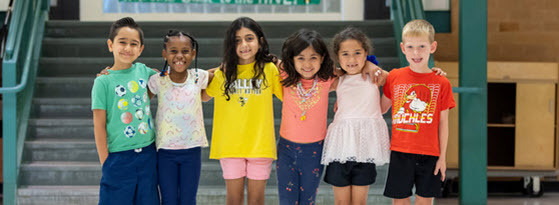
[321,74,390,165]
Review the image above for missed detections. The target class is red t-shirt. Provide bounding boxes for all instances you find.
[383,67,456,156]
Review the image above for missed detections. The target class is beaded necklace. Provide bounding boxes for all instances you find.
[296,76,319,121]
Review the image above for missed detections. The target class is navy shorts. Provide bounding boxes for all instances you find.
[383,151,443,199]
[99,143,159,205]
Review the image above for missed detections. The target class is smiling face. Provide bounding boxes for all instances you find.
[293,46,324,80]
[235,27,260,65]
[107,27,144,67]
[162,35,195,74]
[401,35,437,71]
[337,39,367,75]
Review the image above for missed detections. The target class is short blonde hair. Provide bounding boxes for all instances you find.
[402,19,435,42]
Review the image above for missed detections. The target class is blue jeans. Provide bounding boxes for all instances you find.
[158,147,202,205]
[99,143,159,205]
[276,137,325,205]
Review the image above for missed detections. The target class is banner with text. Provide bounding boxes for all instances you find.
[117,0,320,5]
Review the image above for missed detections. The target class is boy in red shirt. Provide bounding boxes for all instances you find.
[381,19,456,205]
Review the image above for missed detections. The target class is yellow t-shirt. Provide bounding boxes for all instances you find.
[206,62,283,159]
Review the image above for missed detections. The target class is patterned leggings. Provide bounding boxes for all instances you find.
[276,137,324,205]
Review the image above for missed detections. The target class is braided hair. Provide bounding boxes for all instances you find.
[160,29,199,77]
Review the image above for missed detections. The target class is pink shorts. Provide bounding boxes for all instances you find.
[219,158,274,180]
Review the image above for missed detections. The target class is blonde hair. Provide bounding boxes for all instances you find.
[402,19,435,42]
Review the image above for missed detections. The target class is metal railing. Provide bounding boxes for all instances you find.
[1,0,49,204]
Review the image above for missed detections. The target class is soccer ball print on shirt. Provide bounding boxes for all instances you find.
[115,85,126,96]
[124,125,136,138]
[115,80,152,138]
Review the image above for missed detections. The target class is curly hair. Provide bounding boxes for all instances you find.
[331,27,373,62]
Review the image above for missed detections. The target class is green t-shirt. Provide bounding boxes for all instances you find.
[91,63,158,152]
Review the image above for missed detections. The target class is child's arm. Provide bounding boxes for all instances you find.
[148,88,155,99]
[275,59,283,70]
[200,71,215,102]
[329,77,339,92]
[361,61,386,84]
[200,69,216,102]
[435,109,450,181]
[380,94,392,114]
[93,109,109,165]
[201,90,213,102]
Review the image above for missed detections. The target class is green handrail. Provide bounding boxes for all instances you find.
[1,0,49,204]
[391,0,434,68]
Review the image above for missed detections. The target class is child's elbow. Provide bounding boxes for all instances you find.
[381,106,390,114]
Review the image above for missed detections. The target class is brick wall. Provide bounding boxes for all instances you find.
[434,0,559,62]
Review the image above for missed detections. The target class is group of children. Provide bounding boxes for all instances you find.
[92,16,455,205]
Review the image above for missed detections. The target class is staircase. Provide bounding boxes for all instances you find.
[18,20,398,204]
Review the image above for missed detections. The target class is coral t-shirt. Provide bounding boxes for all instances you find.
[280,77,335,143]
[383,67,455,156]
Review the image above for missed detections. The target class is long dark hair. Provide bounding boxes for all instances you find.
[159,29,198,76]
[221,17,276,101]
[280,29,335,87]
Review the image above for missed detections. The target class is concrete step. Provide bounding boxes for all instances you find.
[27,118,289,140]
[45,20,395,39]
[27,108,393,140]
[27,113,393,140]
[41,37,397,58]
[31,95,343,119]
[19,161,224,186]
[24,139,101,162]
[23,139,214,163]
[19,160,388,186]
[18,185,392,205]
[38,57,400,77]
[35,77,94,98]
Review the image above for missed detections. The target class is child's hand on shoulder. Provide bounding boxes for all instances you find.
[208,63,223,74]
[362,61,387,85]
[432,67,447,76]
[96,66,110,77]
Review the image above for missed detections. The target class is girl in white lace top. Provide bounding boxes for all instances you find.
[321,27,391,204]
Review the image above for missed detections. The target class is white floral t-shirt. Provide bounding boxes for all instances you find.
[148,69,209,150]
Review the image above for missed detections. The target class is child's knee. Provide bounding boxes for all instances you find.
[392,198,411,205]
[414,195,434,205]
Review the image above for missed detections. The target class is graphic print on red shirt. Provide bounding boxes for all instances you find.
[383,67,455,156]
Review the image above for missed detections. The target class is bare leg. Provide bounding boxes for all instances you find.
[333,186,352,205]
[414,195,433,205]
[225,177,245,205]
[350,185,369,205]
[246,179,267,205]
[393,197,412,205]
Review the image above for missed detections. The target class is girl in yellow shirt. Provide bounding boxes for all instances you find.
[204,17,283,205]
